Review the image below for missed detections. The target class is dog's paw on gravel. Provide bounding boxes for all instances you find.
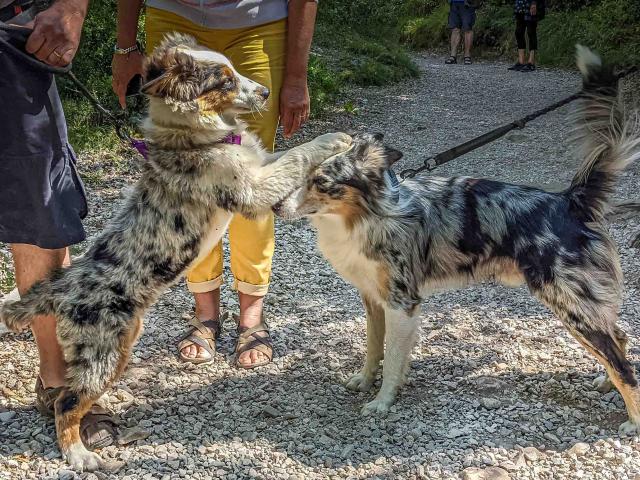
[618,420,640,437]
[593,374,614,393]
[345,372,375,392]
[361,396,394,416]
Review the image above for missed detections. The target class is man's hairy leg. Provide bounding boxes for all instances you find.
[450,28,461,57]
[10,244,69,388]
[464,30,473,57]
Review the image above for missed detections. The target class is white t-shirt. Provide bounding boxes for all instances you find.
[146,0,289,29]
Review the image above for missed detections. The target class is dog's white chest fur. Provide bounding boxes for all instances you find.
[313,216,381,302]
[193,211,234,266]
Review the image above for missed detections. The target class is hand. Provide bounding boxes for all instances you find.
[280,78,310,139]
[111,50,145,109]
[530,3,537,16]
[25,0,87,67]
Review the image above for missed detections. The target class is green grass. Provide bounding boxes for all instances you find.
[401,3,450,49]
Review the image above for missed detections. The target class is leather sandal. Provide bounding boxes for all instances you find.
[35,377,119,449]
[177,315,221,364]
[234,318,273,369]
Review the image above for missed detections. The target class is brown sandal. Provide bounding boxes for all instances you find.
[177,316,221,364]
[234,320,273,369]
[35,377,119,449]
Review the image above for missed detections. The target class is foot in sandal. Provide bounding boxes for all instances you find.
[235,293,273,369]
[177,315,221,364]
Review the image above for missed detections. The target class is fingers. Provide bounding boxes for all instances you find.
[281,104,309,138]
[281,105,295,139]
[25,28,46,55]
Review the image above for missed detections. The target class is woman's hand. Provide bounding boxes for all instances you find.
[280,77,310,139]
[111,50,145,109]
[530,2,537,16]
[25,0,88,67]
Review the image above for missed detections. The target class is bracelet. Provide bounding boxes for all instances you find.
[114,42,141,56]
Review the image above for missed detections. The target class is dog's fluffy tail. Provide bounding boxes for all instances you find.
[1,281,55,332]
[567,45,640,222]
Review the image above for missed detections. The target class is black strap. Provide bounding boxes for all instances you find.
[398,66,638,180]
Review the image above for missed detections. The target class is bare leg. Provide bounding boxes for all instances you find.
[10,244,69,389]
[450,28,461,57]
[346,295,385,392]
[236,292,268,367]
[463,30,473,58]
[518,48,526,64]
[362,307,419,415]
[528,49,536,65]
[180,289,221,360]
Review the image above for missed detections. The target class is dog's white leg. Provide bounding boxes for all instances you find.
[346,296,385,392]
[361,307,419,416]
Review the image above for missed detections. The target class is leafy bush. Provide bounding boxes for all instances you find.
[401,3,450,49]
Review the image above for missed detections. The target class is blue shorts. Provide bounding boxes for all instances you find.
[448,3,476,31]
[0,32,88,249]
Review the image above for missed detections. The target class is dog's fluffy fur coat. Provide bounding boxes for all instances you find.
[275,47,640,434]
[1,34,351,471]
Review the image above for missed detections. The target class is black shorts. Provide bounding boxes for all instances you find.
[0,34,88,249]
[448,2,476,31]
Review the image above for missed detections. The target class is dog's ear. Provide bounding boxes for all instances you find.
[383,145,403,165]
[142,47,202,103]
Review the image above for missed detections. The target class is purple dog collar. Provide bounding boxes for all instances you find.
[130,133,241,160]
[221,133,242,145]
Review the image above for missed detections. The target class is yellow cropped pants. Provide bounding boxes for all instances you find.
[147,8,286,296]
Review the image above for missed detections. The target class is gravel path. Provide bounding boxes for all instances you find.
[1,54,639,480]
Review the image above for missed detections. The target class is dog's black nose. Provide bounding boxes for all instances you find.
[260,87,270,100]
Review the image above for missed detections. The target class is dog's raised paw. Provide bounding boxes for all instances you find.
[314,132,353,155]
[345,372,375,392]
[64,444,103,472]
[361,397,393,416]
[593,374,614,394]
[618,420,640,437]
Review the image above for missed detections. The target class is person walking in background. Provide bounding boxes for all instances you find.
[508,0,545,71]
[445,0,477,65]
[112,0,317,369]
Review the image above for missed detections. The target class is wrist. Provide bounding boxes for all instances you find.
[54,0,89,17]
[114,42,141,55]
[283,72,308,86]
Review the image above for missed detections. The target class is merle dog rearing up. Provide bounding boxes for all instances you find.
[0,33,351,471]
[274,46,640,434]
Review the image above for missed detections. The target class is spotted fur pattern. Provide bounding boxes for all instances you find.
[275,47,640,432]
[0,33,351,471]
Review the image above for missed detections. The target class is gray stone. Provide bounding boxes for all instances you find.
[461,466,511,480]
[0,411,16,422]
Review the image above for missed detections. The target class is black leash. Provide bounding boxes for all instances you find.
[398,65,638,181]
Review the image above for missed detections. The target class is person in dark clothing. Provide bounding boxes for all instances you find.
[508,0,544,72]
[0,0,118,447]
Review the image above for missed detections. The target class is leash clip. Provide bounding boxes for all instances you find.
[398,156,436,182]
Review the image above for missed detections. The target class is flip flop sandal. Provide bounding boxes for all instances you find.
[177,316,221,364]
[464,57,473,65]
[35,377,119,449]
[445,56,457,64]
[234,319,273,370]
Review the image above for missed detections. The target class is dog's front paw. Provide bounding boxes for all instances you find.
[346,372,375,392]
[361,395,394,416]
[313,132,353,157]
[1,303,30,333]
[619,420,640,437]
[64,444,104,472]
[593,374,614,394]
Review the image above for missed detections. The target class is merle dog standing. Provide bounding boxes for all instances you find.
[275,46,640,435]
